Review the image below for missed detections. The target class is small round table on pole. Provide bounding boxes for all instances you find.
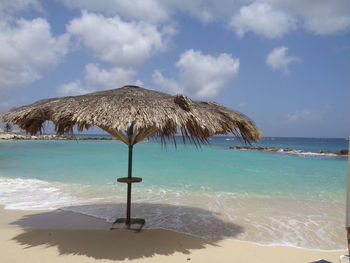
[111,176,145,232]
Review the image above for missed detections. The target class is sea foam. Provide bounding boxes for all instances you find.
[0,177,90,210]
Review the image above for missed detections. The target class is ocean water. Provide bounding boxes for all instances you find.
[0,136,348,250]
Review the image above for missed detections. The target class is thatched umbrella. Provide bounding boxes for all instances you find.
[1,85,261,229]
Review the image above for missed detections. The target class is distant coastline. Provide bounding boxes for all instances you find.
[0,133,113,141]
[1,133,348,156]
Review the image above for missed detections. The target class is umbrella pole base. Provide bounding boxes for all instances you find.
[110,218,145,232]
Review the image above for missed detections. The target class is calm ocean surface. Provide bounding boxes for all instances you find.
[0,136,348,250]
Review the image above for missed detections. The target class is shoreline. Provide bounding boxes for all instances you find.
[0,206,346,262]
[0,174,346,251]
[1,204,346,252]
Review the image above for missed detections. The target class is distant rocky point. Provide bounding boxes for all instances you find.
[0,133,113,140]
[230,145,348,156]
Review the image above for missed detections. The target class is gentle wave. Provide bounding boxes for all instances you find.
[275,149,341,158]
[0,177,95,210]
[234,147,343,158]
[0,176,346,250]
[62,198,346,251]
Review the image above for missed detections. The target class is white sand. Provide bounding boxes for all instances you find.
[0,206,346,263]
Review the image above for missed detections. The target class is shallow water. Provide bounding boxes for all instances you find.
[0,137,347,250]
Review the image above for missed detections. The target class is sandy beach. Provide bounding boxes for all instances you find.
[0,206,346,263]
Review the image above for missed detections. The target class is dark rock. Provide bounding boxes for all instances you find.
[283,148,293,152]
[267,147,279,152]
[338,149,348,155]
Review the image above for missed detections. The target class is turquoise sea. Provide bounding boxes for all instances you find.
[0,136,348,250]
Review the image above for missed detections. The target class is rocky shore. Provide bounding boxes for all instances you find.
[0,133,113,140]
[230,145,349,156]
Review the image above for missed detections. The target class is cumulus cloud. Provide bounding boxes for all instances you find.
[153,49,239,99]
[267,0,350,35]
[57,63,142,96]
[266,46,300,74]
[61,0,169,23]
[230,2,296,39]
[61,0,350,37]
[0,18,69,90]
[67,11,174,68]
[58,80,86,96]
[152,70,182,94]
[302,8,350,35]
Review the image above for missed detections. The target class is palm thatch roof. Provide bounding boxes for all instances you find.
[1,85,261,145]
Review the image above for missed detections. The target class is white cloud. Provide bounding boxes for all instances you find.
[230,2,296,39]
[57,63,141,96]
[153,49,239,99]
[67,11,174,68]
[0,18,69,90]
[57,80,87,96]
[302,10,350,35]
[61,0,169,23]
[60,0,240,24]
[230,0,350,36]
[267,0,350,35]
[152,70,182,94]
[61,0,350,37]
[266,46,300,74]
[84,63,141,90]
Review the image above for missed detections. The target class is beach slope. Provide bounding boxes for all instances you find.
[0,206,346,263]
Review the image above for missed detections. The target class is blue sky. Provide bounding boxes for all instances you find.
[0,0,349,138]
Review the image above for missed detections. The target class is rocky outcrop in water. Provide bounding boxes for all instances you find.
[229,145,348,156]
[231,145,279,152]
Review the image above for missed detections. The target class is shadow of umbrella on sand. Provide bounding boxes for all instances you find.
[10,203,244,261]
[1,85,261,229]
